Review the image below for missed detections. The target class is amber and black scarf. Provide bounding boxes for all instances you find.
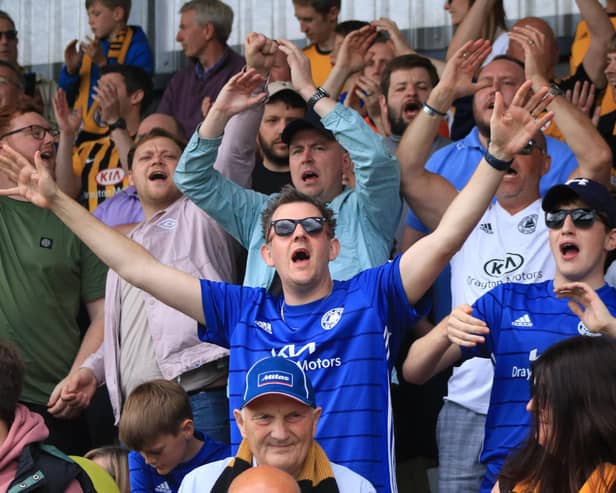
[211,439,340,493]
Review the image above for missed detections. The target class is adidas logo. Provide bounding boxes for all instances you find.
[512,314,533,327]
[480,223,494,234]
[155,482,172,493]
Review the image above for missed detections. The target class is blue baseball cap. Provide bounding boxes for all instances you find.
[241,357,316,408]
[542,178,616,228]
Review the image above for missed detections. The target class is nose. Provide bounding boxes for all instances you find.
[300,22,308,33]
[526,397,535,413]
[444,1,451,11]
[270,418,290,440]
[560,213,576,232]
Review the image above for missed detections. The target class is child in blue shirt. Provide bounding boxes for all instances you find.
[119,380,229,493]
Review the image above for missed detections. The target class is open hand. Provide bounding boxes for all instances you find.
[447,304,490,347]
[211,68,267,117]
[439,39,493,101]
[53,88,82,134]
[64,39,83,75]
[555,281,616,336]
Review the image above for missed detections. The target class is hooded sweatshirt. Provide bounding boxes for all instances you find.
[0,404,82,492]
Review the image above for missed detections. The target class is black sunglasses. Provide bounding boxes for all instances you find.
[544,208,602,229]
[269,217,327,238]
[0,30,17,41]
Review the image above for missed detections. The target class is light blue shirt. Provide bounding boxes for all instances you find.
[174,103,402,288]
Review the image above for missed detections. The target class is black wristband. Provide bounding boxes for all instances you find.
[484,149,513,171]
[307,87,330,108]
[107,118,127,132]
[422,102,447,118]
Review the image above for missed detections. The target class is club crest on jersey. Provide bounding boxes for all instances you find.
[577,321,602,337]
[518,214,538,234]
[321,307,343,330]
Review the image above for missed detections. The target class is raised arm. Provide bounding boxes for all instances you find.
[447,0,501,60]
[0,147,204,324]
[576,0,615,87]
[510,24,612,185]
[399,40,492,230]
[53,89,81,198]
[400,81,554,305]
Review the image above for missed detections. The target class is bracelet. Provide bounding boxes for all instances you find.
[307,87,330,108]
[484,149,513,171]
[422,103,447,118]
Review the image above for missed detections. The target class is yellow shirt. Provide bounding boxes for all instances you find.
[513,463,616,492]
[303,43,332,87]
[570,16,616,116]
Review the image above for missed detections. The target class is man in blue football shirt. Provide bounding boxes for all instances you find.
[0,40,554,493]
[403,178,616,492]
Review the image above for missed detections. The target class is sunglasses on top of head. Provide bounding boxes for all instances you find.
[544,208,604,229]
[269,217,327,238]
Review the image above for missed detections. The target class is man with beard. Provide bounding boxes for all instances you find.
[252,82,307,195]
[379,54,449,155]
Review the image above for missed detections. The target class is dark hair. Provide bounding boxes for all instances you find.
[261,185,336,240]
[85,0,131,22]
[380,54,439,96]
[609,33,616,54]
[498,336,616,493]
[127,128,186,170]
[292,0,340,16]
[180,0,234,44]
[0,102,44,136]
[268,90,307,110]
[334,20,368,37]
[0,339,25,425]
[100,64,153,115]
[0,10,16,29]
[119,379,193,451]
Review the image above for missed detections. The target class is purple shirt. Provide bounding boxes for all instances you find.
[92,186,144,227]
[158,47,245,138]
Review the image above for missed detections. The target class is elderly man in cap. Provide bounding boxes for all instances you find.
[178,357,375,492]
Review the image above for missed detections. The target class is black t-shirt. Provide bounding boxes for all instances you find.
[251,159,292,195]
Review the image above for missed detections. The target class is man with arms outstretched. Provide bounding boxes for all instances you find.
[0,51,552,492]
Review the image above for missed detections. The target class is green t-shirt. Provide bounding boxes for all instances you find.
[0,197,107,404]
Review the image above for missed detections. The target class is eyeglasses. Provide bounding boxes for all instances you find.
[0,30,17,41]
[544,208,602,229]
[269,217,327,238]
[0,124,60,141]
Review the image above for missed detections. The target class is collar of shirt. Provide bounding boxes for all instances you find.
[195,46,231,80]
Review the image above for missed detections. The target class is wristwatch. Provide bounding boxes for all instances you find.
[306,87,330,108]
[107,118,127,131]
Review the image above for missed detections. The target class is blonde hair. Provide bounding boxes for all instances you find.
[84,446,130,493]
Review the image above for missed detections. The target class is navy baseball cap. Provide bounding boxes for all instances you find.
[281,110,335,145]
[542,178,616,228]
[241,357,316,408]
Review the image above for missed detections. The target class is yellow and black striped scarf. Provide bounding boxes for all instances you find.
[211,439,340,493]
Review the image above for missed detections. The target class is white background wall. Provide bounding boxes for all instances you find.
[0,0,596,75]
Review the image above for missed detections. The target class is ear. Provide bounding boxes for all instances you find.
[127,170,134,186]
[202,22,216,42]
[311,407,322,436]
[541,155,551,176]
[379,93,388,119]
[233,409,247,438]
[112,7,125,23]
[260,242,275,267]
[179,418,194,439]
[328,237,340,261]
[604,228,616,252]
[326,6,339,23]
[129,88,144,107]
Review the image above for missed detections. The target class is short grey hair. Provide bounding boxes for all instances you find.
[180,0,234,43]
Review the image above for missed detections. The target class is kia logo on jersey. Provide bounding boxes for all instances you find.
[96,168,125,186]
[483,253,524,278]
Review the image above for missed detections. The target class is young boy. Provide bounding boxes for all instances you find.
[119,380,229,493]
[59,0,154,138]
